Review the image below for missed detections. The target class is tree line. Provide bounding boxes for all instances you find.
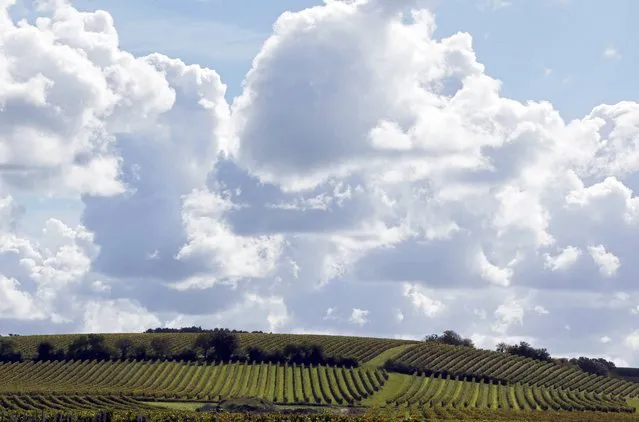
[144,327,265,334]
[495,341,552,362]
[557,356,616,377]
[423,330,475,348]
[0,331,357,367]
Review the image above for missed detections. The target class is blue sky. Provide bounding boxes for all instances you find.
[2,0,639,364]
[60,0,639,118]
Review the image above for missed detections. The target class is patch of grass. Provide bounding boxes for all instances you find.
[363,344,417,368]
[145,401,205,411]
[359,373,410,407]
[626,397,639,412]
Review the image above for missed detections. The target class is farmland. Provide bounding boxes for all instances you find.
[0,360,387,404]
[1,331,639,421]
[389,342,639,396]
[8,332,415,362]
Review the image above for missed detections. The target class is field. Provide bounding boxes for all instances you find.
[8,332,416,362]
[3,332,639,421]
[391,342,639,396]
[0,360,387,404]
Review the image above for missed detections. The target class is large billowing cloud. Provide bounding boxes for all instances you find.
[1,0,639,364]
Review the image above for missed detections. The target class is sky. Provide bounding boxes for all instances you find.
[1,0,639,365]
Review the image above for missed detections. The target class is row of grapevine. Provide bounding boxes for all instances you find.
[382,373,633,413]
[0,360,387,405]
[5,407,639,422]
[0,394,153,412]
[11,333,416,362]
[392,342,639,397]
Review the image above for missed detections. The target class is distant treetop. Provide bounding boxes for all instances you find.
[423,330,475,348]
[143,326,265,334]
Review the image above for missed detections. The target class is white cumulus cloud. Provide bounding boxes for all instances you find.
[1,0,639,365]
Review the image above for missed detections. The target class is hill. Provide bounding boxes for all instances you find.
[388,342,639,396]
[7,332,416,362]
[1,330,639,421]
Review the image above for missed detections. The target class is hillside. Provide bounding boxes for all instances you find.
[1,331,639,421]
[7,332,417,362]
[389,342,639,396]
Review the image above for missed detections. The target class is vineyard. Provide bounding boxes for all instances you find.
[3,332,639,420]
[391,342,639,396]
[0,359,636,414]
[0,395,153,412]
[5,408,639,422]
[0,360,387,405]
[369,372,633,412]
[9,333,415,362]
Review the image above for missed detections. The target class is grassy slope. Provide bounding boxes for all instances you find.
[360,373,409,407]
[364,344,416,367]
[628,398,639,413]
[147,402,204,411]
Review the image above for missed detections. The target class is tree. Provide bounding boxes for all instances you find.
[0,338,21,362]
[501,341,551,362]
[115,338,134,360]
[36,341,64,361]
[461,338,474,348]
[36,341,54,360]
[308,344,324,365]
[495,343,508,353]
[150,337,171,358]
[194,331,238,361]
[67,334,114,360]
[570,357,615,376]
[194,333,215,360]
[132,344,148,360]
[212,330,239,361]
[246,346,266,362]
[440,330,464,345]
[283,344,303,363]
[423,330,474,348]
[423,334,439,342]
[172,348,198,361]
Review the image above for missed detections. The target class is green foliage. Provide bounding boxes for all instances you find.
[36,341,64,361]
[194,331,239,361]
[66,334,115,360]
[115,338,134,359]
[150,337,171,359]
[497,341,551,362]
[0,338,22,362]
[569,356,616,376]
[423,330,474,348]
